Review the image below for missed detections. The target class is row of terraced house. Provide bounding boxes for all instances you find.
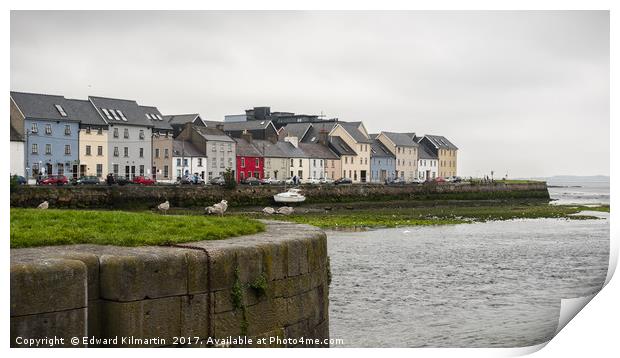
[9,92,458,183]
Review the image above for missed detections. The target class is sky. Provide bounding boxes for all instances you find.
[10,11,609,177]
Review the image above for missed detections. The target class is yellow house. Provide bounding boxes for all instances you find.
[328,122,372,183]
[69,99,109,178]
[417,135,458,178]
[376,132,418,181]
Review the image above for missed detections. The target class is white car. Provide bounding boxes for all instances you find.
[301,177,321,185]
[319,177,334,184]
[410,178,425,184]
[285,177,295,185]
[260,177,282,185]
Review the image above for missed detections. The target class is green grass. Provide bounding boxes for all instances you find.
[271,204,608,229]
[10,209,265,248]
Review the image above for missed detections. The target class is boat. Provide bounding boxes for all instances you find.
[273,188,306,203]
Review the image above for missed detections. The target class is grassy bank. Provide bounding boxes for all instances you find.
[272,204,609,229]
[10,209,265,248]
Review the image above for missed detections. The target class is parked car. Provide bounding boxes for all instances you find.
[452,176,463,183]
[132,176,156,185]
[334,177,353,185]
[410,177,425,184]
[386,177,406,185]
[241,176,260,186]
[112,176,132,186]
[319,177,334,184]
[284,177,295,185]
[301,177,320,185]
[180,174,204,185]
[209,176,225,186]
[39,175,68,186]
[75,175,102,185]
[434,177,446,183]
[11,175,27,185]
[260,177,282,185]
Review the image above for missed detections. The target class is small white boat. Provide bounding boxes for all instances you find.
[274,188,306,203]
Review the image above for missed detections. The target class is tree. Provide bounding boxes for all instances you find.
[223,168,236,189]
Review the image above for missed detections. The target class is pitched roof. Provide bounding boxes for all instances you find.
[11,91,80,122]
[172,140,204,157]
[423,135,458,150]
[64,99,107,126]
[328,136,356,156]
[301,122,338,143]
[219,119,275,132]
[298,143,339,160]
[166,114,202,125]
[10,125,23,142]
[370,138,394,158]
[193,126,235,142]
[418,144,437,159]
[381,132,419,147]
[279,123,312,140]
[235,138,263,157]
[140,105,171,130]
[338,122,372,143]
[88,96,154,127]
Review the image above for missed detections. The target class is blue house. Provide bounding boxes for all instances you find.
[369,134,396,183]
[11,92,81,179]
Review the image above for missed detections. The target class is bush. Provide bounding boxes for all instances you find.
[223,168,236,189]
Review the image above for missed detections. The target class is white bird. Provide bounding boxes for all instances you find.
[276,206,294,215]
[205,200,228,216]
[37,201,49,210]
[157,200,170,214]
[262,207,275,215]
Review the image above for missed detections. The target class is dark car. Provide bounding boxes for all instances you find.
[113,176,132,186]
[39,175,68,186]
[334,177,353,185]
[386,177,406,185]
[241,176,260,186]
[132,176,156,185]
[209,176,225,186]
[75,175,101,185]
[12,175,27,185]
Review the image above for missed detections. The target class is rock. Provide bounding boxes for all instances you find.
[276,206,294,215]
[263,207,275,215]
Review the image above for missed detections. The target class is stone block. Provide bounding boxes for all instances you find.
[10,259,87,316]
[212,309,244,338]
[245,299,279,336]
[209,249,237,291]
[100,296,181,347]
[287,239,309,277]
[181,294,209,338]
[11,308,87,348]
[186,250,209,294]
[258,242,288,281]
[236,246,263,284]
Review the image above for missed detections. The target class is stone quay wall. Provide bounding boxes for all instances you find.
[10,182,549,209]
[10,221,330,348]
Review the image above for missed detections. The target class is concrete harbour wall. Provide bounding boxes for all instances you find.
[10,221,330,348]
[10,182,549,209]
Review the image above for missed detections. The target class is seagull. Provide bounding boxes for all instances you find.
[157,200,170,215]
[263,207,275,215]
[37,201,49,210]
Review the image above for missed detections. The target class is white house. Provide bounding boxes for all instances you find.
[417,145,438,180]
[10,125,25,176]
[172,139,207,181]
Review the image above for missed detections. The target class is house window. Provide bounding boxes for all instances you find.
[85,126,91,134]
[113,164,119,176]
[299,159,302,167]
[313,159,316,166]
[65,145,71,155]
[220,143,224,151]
[113,128,119,138]
[212,159,217,168]
[86,145,92,156]
[96,164,103,177]
[345,157,348,164]
[220,158,224,168]
[31,143,38,154]
[55,104,67,117]
[114,147,119,157]
[58,163,64,175]
[97,146,103,156]
[45,144,52,155]
[124,129,129,139]
[64,125,71,136]
[32,162,39,174]
[228,143,232,152]
[241,158,245,168]
[31,123,38,133]
[97,127,103,135]
[45,124,52,135]
[139,130,145,139]
[164,165,169,178]
[139,148,144,158]
[177,158,181,166]
[155,149,160,158]
[255,158,260,167]
[102,108,113,120]
[212,143,216,152]
[164,149,169,158]
[228,158,232,168]
[198,158,203,167]
[139,165,145,176]
[183,159,188,166]
[290,159,294,167]
[124,147,129,157]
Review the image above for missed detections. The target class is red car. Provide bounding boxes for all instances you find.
[433,177,446,183]
[39,175,68,186]
[132,176,156,185]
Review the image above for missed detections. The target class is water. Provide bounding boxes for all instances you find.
[546,178,609,205]
[327,184,609,347]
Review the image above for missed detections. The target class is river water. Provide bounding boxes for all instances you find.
[327,182,610,347]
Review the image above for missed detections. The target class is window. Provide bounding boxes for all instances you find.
[45,144,52,155]
[117,110,127,121]
[155,149,160,158]
[198,158,203,167]
[111,110,121,121]
[228,158,232,168]
[124,147,129,157]
[241,158,245,168]
[96,164,103,178]
[113,164,119,176]
[219,158,224,168]
[228,143,232,152]
[113,128,119,138]
[164,165,169,178]
[139,148,144,158]
[85,126,91,134]
[31,143,38,154]
[139,130,145,139]
[164,149,169,158]
[255,158,260,167]
[139,165,145,176]
[124,129,129,139]
[102,108,113,120]
[212,143,216,152]
[45,124,52,135]
[177,158,182,166]
[97,146,103,156]
[31,123,38,133]
[344,157,348,164]
[58,163,64,175]
[114,147,119,157]
[64,125,71,136]
[290,159,294,167]
[97,127,103,135]
[299,159,302,167]
[86,145,92,156]
[212,159,217,168]
[183,159,189,166]
[55,104,67,117]
[313,159,316,166]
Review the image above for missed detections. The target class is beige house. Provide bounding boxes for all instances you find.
[376,132,418,181]
[328,122,372,183]
[69,99,109,178]
[417,135,458,178]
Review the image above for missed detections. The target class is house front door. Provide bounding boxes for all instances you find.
[360,170,367,182]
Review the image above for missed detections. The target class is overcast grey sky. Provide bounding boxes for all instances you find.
[10,11,609,177]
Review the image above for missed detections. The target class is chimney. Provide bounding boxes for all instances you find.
[284,136,299,148]
[318,129,328,145]
[241,130,253,143]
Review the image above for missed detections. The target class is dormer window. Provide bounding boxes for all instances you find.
[156,114,163,120]
[111,110,121,121]
[117,110,128,121]
[101,108,113,120]
[55,104,67,117]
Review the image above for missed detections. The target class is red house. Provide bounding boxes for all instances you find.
[235,135,264,183]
